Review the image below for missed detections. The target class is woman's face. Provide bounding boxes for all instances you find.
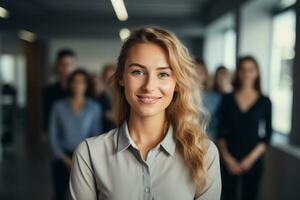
[92,75,103,93]
[197,63,207,85]
[120,43,176,118]
[104,68,116,85]
[217,69,230,86]
[238,60,259,87]
[71,74,87,97]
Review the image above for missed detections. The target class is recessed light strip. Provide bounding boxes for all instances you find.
[110,0,128,21]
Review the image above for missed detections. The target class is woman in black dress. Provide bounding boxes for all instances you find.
[217,56,272,200]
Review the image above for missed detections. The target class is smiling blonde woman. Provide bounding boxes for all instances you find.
[69,26,221,200]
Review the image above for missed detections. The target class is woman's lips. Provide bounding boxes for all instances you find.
[137,95,161,104]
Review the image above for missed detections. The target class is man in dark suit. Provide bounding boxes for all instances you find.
[42,49,77,132]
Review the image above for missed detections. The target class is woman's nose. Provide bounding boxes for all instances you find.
[142,73,157,92]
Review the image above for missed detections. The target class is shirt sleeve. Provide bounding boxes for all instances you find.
[260,97,273,144]
[101,91,113,112]
[195,141,222,200]
[49,103,64,159]
[69,140,97,200]
[210,94,222,137]
[90,104,102,136]
[217,95,231,139]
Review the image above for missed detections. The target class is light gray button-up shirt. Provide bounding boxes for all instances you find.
[69,122,221,200]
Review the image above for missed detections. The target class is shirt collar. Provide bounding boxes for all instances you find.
[159,125,176,156]
[116,122,132,152]
[116,121,176,156]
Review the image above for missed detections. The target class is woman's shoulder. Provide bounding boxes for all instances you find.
[74,128,118,155]
[223,92,234,99]
[88,128,118,143]
[219,92,234,104]
[205,139,219,158]
[256,95,272,110]
[203,90,221,98]
[86,98,102,111]
[86,98,100,106]
[260,95,271,104]
[53,98,69,109]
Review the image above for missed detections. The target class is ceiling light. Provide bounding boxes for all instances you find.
[119,28,130,41]
[0,6,9,18]
[110,0,128,21]
[18,30,37,42]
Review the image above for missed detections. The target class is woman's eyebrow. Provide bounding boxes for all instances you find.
[156,67,171,70]
[128,63,171,70]
[128,63,146,68]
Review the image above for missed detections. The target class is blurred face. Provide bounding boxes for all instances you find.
[71,74,87,97]
[196,63,207,85]
[120,43,176,118]
[104,68,116,84]
[92,75,104,94]
[57,56,76,79]
[217,69,231,86]
[238,60,259,87]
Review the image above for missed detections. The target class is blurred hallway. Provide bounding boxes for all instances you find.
[1,0,300,199]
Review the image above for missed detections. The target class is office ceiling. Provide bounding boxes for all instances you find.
[0,0,210,38]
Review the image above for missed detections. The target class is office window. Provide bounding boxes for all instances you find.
[270,10,295,134]
[0,54,26,107]
[0,55,15,84]
[279,0,297,9]
[223,29,236,71]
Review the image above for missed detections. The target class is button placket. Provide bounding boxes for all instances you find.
[142,164,152,200]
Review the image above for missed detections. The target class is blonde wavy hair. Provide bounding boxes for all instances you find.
[112,26,208,190]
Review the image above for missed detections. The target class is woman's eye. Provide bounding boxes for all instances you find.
[158,72,170,78]
[131,70,145,75]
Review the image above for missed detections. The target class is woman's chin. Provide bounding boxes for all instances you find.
[133,108,165,119]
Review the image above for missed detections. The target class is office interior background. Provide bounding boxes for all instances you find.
[0,0,300,199]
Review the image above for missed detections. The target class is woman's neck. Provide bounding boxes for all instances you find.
[71,95,85,113]
[238,84,257,94]
[128,111,167,150]
[72,95,85,102]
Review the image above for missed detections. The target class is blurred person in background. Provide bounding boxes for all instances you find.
[91,74,116,132]
[49,69,102,200]
[217,56,272,200]
[213,65,233,95]
[196,58,221,140]
[101,62,116,91]
[69,27,221,200]
[43,49,76,132]
[1,83,17,156]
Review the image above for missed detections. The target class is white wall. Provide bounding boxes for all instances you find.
[204,33,225,74]
[203,13,235,74]
[239,0,274,93]
[48,38,122,76]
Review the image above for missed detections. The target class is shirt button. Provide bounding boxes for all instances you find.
[145,187,150,193]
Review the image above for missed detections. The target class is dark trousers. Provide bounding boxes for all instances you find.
[221,159,263,200]
[52,151,73,200]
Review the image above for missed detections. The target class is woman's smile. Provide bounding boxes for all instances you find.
[137,95,162,104]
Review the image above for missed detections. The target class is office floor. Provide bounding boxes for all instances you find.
[0,125,53,200]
